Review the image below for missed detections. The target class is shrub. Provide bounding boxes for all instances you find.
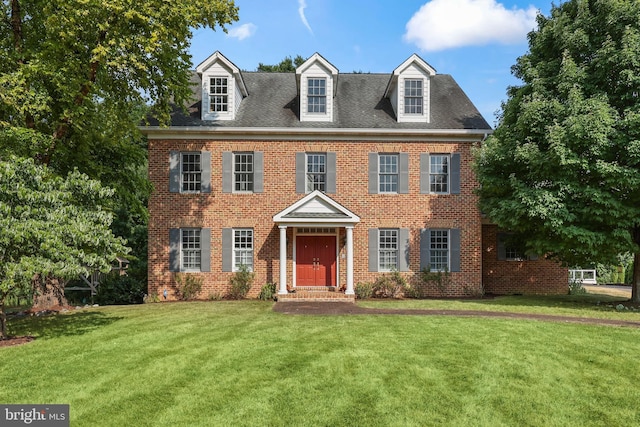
[372,271,407,298]
[258,282,277,301]
[227,265,254,300]
[354,282,374,299]
[174,274,203,300]
[95,274,146,305]
[569,279,586,295]
[405,268,452,298]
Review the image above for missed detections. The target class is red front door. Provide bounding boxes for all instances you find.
[296,236,336,286]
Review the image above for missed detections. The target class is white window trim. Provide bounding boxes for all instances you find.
[233,228,254,272]
[429,229,450,272]
[180,152,202,194]
[429,154,451,195]
[233,152,254,194]
[378,229,399,272]
[306,153,327,193]
[181,228,202,272]
[404,78,424,115]
[201,72,235,121]
[379,153,399,194]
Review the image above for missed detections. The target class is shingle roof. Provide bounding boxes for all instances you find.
[164,72,491,130]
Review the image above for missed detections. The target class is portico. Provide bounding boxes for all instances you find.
[273,191,360,295]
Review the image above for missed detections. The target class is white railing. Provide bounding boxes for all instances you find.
[569,269,597,285]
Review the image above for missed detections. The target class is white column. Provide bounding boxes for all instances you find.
[278,225,288,294]
[345,225,355,295]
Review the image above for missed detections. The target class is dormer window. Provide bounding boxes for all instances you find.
[209,77,228,112]
[196,51,248,121]
[384,54,436,123]
[404,79,423,115]
[307,78,326,113]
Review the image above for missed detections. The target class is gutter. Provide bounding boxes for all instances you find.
[139,126,494,142]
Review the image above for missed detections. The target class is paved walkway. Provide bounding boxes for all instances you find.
[273,286,640,328]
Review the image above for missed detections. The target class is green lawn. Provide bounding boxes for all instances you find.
[1,297,640,426]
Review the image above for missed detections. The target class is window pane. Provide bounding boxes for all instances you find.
[182,229,201,270]
[234,229,254,271]
[430,155,449,193]
[210,77,228,112]
[308,78,326,113]
[429,230,449,271]
[234,153,254,192]
[404,79,423,114]
[379,154,399,193]
[379,229,399,271]
[181,153,201,192]
[306,153,326,192]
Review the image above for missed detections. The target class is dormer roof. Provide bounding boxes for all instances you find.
[295,52,339,94]
[384,54,436,98]
[196,51,248,97]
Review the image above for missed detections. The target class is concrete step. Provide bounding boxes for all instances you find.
[277,289,355,303]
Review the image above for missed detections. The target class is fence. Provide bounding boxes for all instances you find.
[569,269,597,285]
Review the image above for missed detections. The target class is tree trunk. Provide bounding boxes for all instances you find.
[0,300,7,340]
[633,252,640,303]
[32,275,68,310]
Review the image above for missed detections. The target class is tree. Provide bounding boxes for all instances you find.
[475,0,640,302]
[1,0,238,162]
[257,55,306,72]
[0,0,238,305]
[0,157,128,339]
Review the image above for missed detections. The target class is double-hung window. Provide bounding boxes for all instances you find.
[430,155,449,193]
[181,153,202,192]
[169,228,210,272]
[306,153,326,192]
[379,229,399,271]
[379,154,399,193]
[234,153,254,192]
[404,79,423,115]
[429,229,449,271]
[233,229,254,271]
[181,229,201,271]
[210,77,228,112]
[307,78,326,113]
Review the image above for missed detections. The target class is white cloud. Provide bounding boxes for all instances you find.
[404,0,538,51]
[298,0,313,35]
[227,23,257,41]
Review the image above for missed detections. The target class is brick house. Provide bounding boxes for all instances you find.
[142,51,568,300]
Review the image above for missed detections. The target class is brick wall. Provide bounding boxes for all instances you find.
[148,138,486,299]
[482,224,568,295]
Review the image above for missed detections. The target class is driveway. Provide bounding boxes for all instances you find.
[583,284,631,298]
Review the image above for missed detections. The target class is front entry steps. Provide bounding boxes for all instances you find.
[277,286,355,303]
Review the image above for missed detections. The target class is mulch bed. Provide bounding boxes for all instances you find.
[273,301,640,328]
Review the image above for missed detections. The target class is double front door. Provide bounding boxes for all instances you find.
[296,235,336,287]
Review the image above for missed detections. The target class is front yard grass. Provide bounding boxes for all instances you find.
[1,297,639,426]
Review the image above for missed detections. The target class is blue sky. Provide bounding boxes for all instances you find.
[189,0,555,126]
